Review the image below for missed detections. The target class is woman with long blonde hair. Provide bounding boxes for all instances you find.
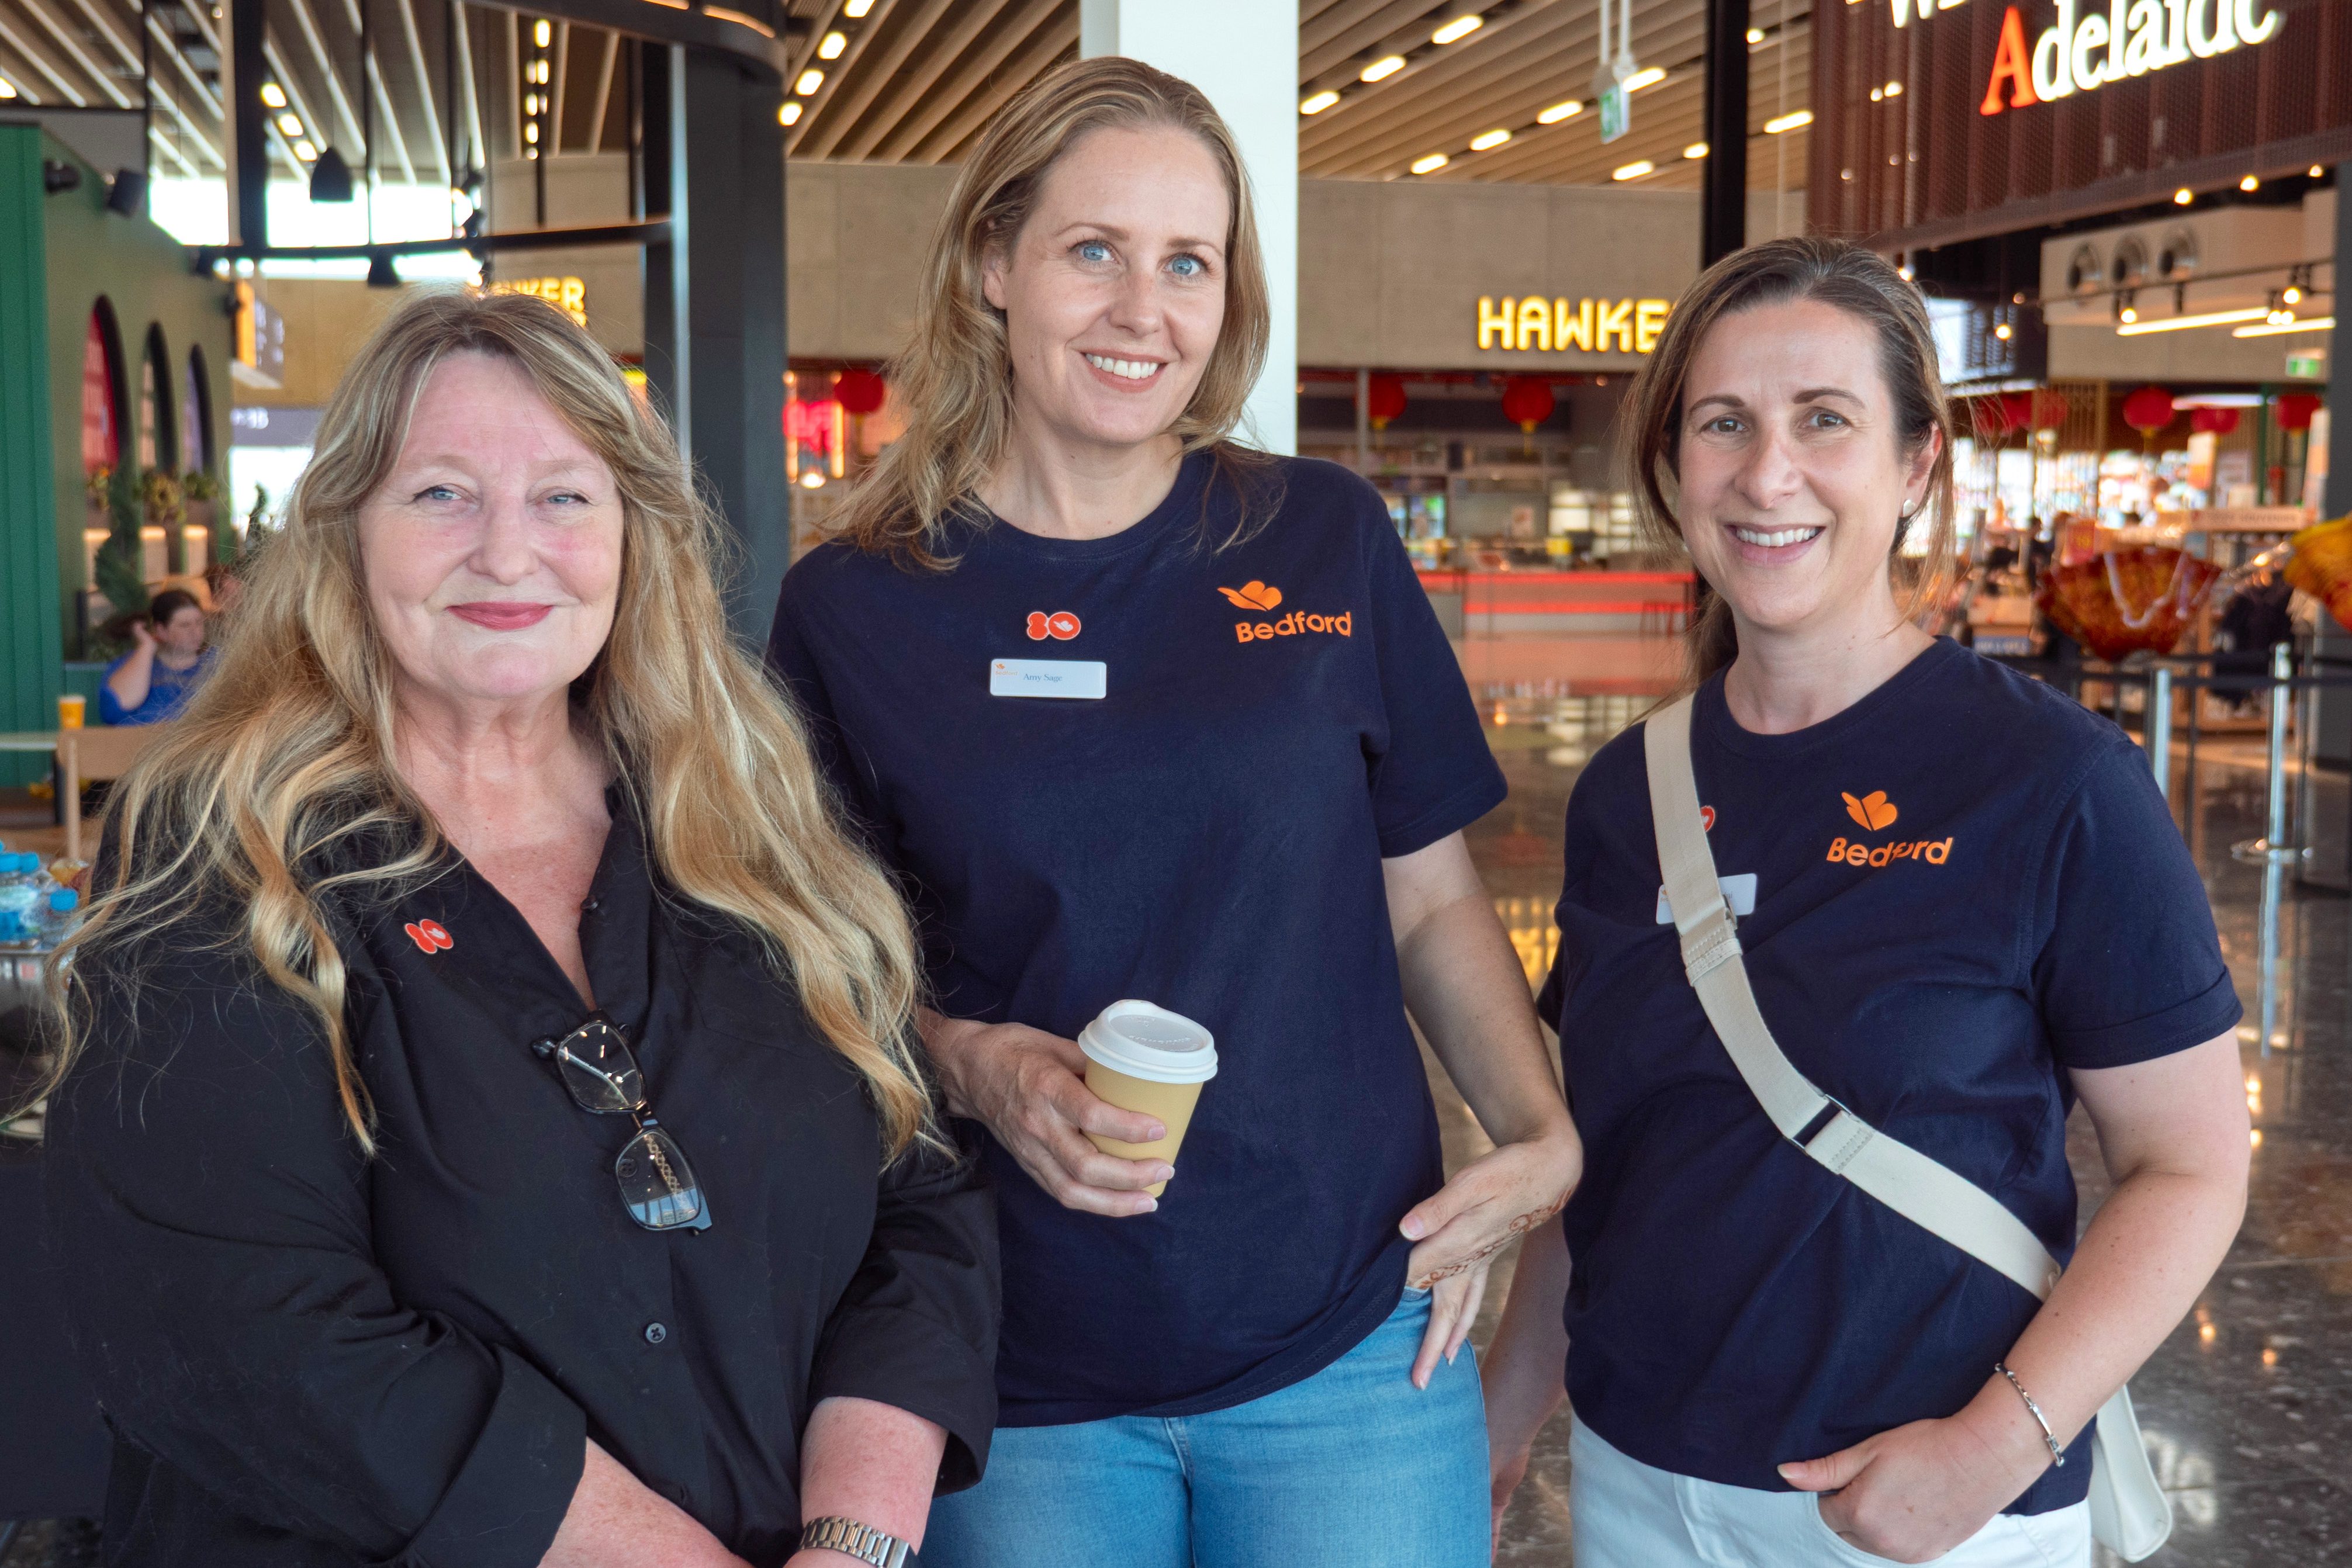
[769,57,1579,1567]
[43,289,998,1568]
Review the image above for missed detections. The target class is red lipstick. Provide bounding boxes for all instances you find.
[450,601,553,631]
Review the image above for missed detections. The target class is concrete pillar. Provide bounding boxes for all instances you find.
[1080,0,1296,456]
[1701,0,1749,266]
[2315,180,2352,763]
[639,43,788,642]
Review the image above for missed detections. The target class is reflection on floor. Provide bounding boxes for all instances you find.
[1452,695,2352,1567]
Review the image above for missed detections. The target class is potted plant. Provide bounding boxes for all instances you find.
[182,468,224,563]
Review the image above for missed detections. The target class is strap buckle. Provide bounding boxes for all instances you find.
[1795,1096,1875,1173]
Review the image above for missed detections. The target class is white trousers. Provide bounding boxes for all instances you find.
[1569,1417,2094,1568]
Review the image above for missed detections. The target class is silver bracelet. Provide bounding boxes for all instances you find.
[1994,1362,2064,1467]
[800,1515,911,1568]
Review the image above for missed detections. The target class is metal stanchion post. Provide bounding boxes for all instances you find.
[2150,665,2173,804]
[2232,642,2301,1056]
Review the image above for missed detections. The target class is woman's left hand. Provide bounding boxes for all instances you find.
[1779,1407,2049,1565]
[1399,1127,1580,1389]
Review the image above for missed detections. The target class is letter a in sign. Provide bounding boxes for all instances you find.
[1981,6,2040,113]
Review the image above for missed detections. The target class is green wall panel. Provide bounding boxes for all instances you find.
[0,124,63,785]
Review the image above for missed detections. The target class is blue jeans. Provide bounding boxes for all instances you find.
[922,1289,1489,1568]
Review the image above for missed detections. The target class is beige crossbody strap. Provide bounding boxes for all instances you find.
[1641,695,2061,1302]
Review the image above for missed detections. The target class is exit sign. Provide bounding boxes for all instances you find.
[2287,347,2326,381]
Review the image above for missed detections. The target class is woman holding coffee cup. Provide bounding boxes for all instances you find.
[768,56,1579,1568]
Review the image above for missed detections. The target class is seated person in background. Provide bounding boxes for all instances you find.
[99,589,213,724]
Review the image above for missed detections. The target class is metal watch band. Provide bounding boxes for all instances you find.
[799,1515,912,1568]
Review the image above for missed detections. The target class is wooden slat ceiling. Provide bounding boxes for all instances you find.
[0,0,1814,195]
[776,0,1813,194]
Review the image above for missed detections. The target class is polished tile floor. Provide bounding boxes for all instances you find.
[1456,695,2352,1567]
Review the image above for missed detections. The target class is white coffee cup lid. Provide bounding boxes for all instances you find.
[1077,999,1218,1084]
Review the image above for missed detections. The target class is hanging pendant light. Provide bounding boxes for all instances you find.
[310,145,355,202]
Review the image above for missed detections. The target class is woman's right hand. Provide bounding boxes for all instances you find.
[922,1013,1171,1216]
[129,620,157,653]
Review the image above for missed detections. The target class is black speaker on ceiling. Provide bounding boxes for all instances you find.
[309,146,354,203]
[105,167,146,215]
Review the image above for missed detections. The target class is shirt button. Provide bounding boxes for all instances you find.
[644,1321,667,1345]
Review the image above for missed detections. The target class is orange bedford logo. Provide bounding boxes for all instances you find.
[1827,789,1949,868]
[1026,610,1082,641]
[1222,581,1353,642]
[404,918,454,953]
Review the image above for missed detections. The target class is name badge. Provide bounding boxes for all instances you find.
[989,658,1108,700]
[1655,873,1757,925]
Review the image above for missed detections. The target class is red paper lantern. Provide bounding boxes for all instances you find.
[2275,392,2321,432]
[1499,376,1556,434]
[833,366,887,416]
[2121,385,2175,435]
[1365,373,1407,431]
[2029,388,2070,433]
[2190,406,2240,436]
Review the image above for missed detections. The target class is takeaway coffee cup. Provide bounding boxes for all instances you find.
[1077,1000,1217,1199]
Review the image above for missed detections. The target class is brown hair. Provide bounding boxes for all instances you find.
[1622,236,1957,684]
[835,54,1277,567]
[146,588,203,626]
[47,290,939,1159]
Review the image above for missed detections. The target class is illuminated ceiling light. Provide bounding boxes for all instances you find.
[779,100,802,125]
[533,18,551,46]
[2174,188,2193,204]
[1361,54,1406,82]
[1994,322,2012,340]
[795,68,824,95]
[1299,89,1340,115]
[1431,13,1483,44]
[2240,173,2260,191]
[524,93,539,115]
[276,113,302,135]
[260,82,288,108]
[0,77,16,99]
[2312,165,2326,178]
[294,138,319,161]
[1897,264,1914,279]
[524,120,538,143]
[1764,109,1813,133]
[1469,127,1511,151]
[2285,285,2303,304]
[1537,99,1582,123]
[1745,26,1763,42]
[818,29,846,58]
[2117,306,2268,335]
[844,0,873,13]
[1410,151,1450,174]
[1885,80,1903,96]
[1870,86,1883,101]
[1625,67,1666,91]
[1683,141,1708,158]
[2233,316,2334,337]
[1611,159,1654,181]
[2118,304,2137,323]
[798,469,825,488]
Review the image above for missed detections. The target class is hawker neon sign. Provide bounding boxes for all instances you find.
[1979,0,2281,115]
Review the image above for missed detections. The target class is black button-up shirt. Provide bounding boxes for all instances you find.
[44,799,998,1568]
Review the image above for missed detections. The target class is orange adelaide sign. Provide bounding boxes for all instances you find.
[1979,0,2282,116]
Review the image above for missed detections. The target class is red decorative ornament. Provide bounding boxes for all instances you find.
[2029,388,2070,433]
[2275,392,2321,432]
[2121,385,2175,435]
[833,366,887,416]
[2190,406,2240,436]
[1365,373,1407,431]
[1499,376,1556,434]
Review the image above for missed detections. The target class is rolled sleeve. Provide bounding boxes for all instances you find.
[44,940,586,1566]
[808,1141,1000,1493]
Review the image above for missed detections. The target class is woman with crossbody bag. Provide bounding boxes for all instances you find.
[1482,238,2251,1566]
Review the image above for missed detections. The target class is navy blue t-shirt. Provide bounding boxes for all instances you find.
[769,452,1506,1426]
[1537,638,2239,1512]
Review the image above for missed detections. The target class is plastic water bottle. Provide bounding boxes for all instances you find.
[35,888,81,947]
[0,853,42,923]
[0,907,27,947]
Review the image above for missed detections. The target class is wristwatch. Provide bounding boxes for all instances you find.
[800,1515,912,1568]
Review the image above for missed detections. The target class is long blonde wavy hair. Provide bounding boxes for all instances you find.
[836,54,1277,567]
[46,290,936,1158]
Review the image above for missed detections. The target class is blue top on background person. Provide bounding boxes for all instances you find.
[769,54,1580,1568]
[99,587,214,724]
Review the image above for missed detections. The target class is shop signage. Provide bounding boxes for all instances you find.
[488,276,589,327]
[1477,296,1673,354]
[1979,0,2281,115]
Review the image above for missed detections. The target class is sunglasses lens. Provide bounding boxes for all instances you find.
[615,1127,709,1231]
[556,1024,643,1113]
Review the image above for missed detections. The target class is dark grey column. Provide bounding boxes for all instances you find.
[639,43,787,643]
[225,0,268,247]
[1701,0,1748,267]
[2315,172,2352,763]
